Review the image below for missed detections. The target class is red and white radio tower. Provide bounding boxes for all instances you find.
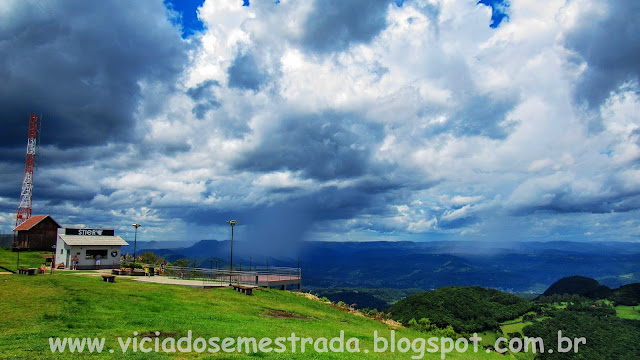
[15,114,40,228]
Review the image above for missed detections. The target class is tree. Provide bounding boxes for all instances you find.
[139,251,163,264]
[171,258,190,267]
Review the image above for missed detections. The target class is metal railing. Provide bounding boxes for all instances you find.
[164,266,301,287]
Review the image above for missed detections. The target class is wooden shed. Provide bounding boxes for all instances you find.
[12,215,61,251]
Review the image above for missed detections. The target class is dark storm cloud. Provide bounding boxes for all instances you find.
[301,0,392,53]
[234,111,384,180]
[438,215,480,230]
[164,176,415,255]
[38,179,97,205]
[186,80,220,100]
[187,80,221,119]
[0,0,186,151]
[565,0,640,107]
[0,161,25,199]
[227,53,267,91]
[240,183,397,255]
[512,187,640,215]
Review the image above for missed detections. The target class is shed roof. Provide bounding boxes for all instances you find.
[13,215,61,232]
[59,234,129,246]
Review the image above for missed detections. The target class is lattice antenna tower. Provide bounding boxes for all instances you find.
[15,114,40,228]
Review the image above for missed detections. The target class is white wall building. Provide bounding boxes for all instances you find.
[55,228,128,270]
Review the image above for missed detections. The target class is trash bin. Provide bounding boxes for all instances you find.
[149,267,154,276]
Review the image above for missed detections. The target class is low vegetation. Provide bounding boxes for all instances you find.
[312,288,421,311]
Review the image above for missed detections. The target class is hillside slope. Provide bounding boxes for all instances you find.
[0,271,503,359]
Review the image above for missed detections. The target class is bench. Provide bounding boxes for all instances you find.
[131,270,146,276]
[101,274,116,283]
[231,284,257,295]
[18,268,36,275]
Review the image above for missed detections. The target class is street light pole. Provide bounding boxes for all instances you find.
[132,223,141,264]
[226,220,238,271]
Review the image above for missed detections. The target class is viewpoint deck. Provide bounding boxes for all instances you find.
[164,266,302,290]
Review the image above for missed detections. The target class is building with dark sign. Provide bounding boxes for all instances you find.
[12,215,61,250]
[55,228,128,270]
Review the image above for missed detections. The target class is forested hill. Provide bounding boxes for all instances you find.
[540,275,640,305]
[389,286,536,333]
[610,283,640,306]
[541,275,612,299]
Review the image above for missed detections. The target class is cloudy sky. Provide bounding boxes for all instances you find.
[1,0,639,247]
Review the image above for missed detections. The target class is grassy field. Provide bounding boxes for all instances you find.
[616,305,640,320]
[499,322,532,336]
[0,266,506,359]
[0,248,50,271]
[498,311,535,336]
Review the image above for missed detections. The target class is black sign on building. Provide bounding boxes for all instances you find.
[65,228,115,236]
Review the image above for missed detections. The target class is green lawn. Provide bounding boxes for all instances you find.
[0,270,504,359]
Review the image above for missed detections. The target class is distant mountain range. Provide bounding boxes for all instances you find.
[125,240,640,293]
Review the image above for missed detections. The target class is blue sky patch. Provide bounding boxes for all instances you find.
[165,0,205,38]
[478,0,509,28]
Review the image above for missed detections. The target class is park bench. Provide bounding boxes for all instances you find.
[101,274,116,283]
[18,268,36,275]
[231,284,257,295]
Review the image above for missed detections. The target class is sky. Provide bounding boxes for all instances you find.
[0,0,639,249]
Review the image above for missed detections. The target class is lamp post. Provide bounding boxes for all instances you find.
[226,220,238,271]
[51,244,56,274]
[132,223,141,264]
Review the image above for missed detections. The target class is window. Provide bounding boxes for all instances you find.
[85,249,108,259]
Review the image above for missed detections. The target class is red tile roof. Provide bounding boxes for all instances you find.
[13,215,60,232]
